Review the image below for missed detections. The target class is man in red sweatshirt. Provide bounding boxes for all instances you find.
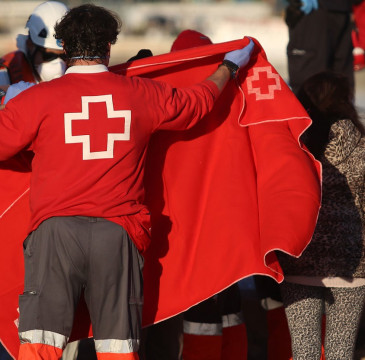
[0,4,254,360]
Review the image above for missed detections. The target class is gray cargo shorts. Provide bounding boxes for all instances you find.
[18,216,144,344]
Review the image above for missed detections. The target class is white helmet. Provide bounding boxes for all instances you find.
[26,1,69,50]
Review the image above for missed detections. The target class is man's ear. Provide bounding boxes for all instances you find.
[103,43,111,66]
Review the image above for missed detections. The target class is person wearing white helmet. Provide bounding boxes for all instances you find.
[0,1,69,105]
[0,3,73,360]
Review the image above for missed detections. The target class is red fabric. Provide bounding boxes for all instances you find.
[352,2,365,70]
[0,37,321,359]
[222,324,247,359]
[0,153,32,359]
[182,324,247,360]
[0,51,36,84]
[183,334,223,360]
[18,343,63,360]
[170,29,213,52]
[353,2,365,50]
[96,352,139,360]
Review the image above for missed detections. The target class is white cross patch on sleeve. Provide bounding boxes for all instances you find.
[64,95,131,160]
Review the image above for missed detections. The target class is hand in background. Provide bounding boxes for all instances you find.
[300,0,318,15]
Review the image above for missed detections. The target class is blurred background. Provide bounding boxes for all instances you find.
[1,0,365,109]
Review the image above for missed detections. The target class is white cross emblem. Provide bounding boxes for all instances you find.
[64,95,131,160]
[246,66,281,100]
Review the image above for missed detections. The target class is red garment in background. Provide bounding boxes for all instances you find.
[0,37,321,359]
[352,1,365,70]
[0,51,36,85]
[0,153,32,358]
[183,324,247,360]
[353,1,365,50]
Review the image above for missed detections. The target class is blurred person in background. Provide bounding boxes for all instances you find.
[170,29,213,52]
[0,2,81,360]
[278,70,365,360]
[284,0,363,95]
[0,1,68,105]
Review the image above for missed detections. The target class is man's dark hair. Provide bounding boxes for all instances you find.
[54,4,122,64]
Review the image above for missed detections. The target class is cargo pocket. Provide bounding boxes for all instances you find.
[128,246,144,337]
[129,252,144,307]
[22,233,38,293]
[18,291,40,332]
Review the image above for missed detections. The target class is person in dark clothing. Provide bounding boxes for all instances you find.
[284,0,363,94]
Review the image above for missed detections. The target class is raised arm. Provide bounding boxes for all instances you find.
[207,38,255,92]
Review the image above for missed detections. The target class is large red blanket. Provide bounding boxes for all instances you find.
[0,37,321,358]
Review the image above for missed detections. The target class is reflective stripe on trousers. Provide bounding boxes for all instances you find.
[18,330,140,360]
[95,339,140,359]
[19,329,68,349]
[18,330,66,359]
[183,312,243,336]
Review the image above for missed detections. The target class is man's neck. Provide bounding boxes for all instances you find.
[68,59,109,67]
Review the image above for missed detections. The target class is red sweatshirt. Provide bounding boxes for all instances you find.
[0,64,219,251]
